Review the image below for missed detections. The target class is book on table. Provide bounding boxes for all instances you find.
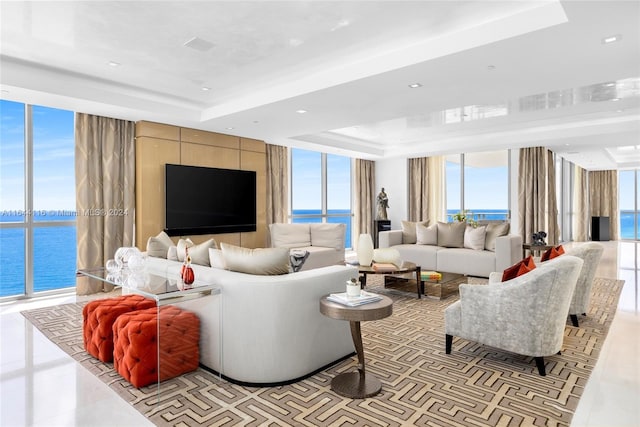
[327,290,382,307]
[372,262,398,272]
[420,270,442,281]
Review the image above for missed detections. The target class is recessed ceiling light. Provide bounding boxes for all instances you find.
[184,36,215,52]
[605,82,616,87]
[201,87,211,91]
[108,61,120,67]
[296,109,308,114]
[226,127,234,130]
[253,120,260,124]
[408,83,422,88]
[611,98,620,101]
[602,34,622,44]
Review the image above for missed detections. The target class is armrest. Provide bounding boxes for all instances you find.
[488,272,502,283]
[495,234,522,271]
[379,230,403,248]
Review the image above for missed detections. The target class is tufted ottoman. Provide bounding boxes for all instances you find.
[82,294,156,362]
[112,305,200,388]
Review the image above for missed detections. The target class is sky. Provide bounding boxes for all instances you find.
[0,100,75,212]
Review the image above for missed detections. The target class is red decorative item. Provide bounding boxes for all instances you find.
[181,247,195,287]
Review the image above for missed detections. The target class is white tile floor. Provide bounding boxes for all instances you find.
[0,241,638,426]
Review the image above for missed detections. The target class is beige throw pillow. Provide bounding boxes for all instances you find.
[177,238,217,266]
[416,223,438,245]
[208,248,226,269]
[176,238,194,262]
[436,222,466,248]
[220,243,290,275]
[484,222,510,251]
[310,223,345,250]
[146,231,174,258]
[401,220,428,244]
[464,225,487,251]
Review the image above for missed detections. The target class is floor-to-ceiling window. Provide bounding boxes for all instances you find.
[445,150,509,222]
[0,100,76,299]
[619,169,637,240]
[290,148,352,248]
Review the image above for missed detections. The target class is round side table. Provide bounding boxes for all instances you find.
[319,295,393,398]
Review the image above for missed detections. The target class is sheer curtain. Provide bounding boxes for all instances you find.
[266,144,288,227]
[589,170,618,240]
[573,165,589,241]
[408,156,444,223]
[518,147,560,245]
[354,159,375,236]
[75,113,135,294]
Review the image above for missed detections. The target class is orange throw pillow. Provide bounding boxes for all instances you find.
[502,256,536,282]
[540,245,565,262]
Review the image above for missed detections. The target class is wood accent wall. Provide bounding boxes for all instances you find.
[135,121,267,250]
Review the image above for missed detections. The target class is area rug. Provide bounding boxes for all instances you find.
[21,276,624,427]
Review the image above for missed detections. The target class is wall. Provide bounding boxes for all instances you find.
[375,157,408,228]
[135,121,267,250]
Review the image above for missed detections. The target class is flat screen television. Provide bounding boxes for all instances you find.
[165,164,256,236]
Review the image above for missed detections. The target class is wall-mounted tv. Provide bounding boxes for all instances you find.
[165,164,256,236]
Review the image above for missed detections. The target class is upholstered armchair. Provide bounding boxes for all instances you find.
[445,255,583,376]
[564,242,604,327]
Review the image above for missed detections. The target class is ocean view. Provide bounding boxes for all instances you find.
[1,209,637,298]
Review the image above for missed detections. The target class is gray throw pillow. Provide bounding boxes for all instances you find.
[436,221,466,248]
[464,225,487,251]
[416,223,438,245]
[401,220,428,244]
[485,222,510,252]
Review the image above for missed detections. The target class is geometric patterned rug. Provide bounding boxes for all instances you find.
[21,276,624,427]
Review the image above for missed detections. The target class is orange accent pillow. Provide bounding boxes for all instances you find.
[502,256,536,282]
[540,245,565,262]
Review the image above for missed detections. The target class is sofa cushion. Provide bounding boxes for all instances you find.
[309,223,345,251]
[270,223,311,248]
[541,245,565,262]
[146,231,174,258]
[221,243,290,275]
[485,222,510,251]
[393,244,439,270]
[464,225,487,251]
[437,248,496,277]
[401,220,428,244]
[178,238,217,266]
[437,221,466,248]
[416,223,437,245]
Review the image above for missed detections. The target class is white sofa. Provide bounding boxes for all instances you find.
[269,223,346,271]
[379,223,522,278]
[143,255,357,385]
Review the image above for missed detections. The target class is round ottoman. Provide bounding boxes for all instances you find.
[82,294,156,362]
[112,305,200,388]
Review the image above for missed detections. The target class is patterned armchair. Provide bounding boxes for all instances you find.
[564,243,604,327]
[445,255,583,376]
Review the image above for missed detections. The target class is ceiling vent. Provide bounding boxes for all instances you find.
[184,37,214,52]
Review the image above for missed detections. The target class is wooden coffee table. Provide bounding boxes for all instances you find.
[358,261,423,298]
[319,295,393,398]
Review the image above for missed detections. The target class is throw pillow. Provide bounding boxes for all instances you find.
[220,243,290,275]
[309,223,345,251]
[167,246,178,261]
[416,223,437,245]
[290,250,310,272]
[176,238,194,262]
[484,222,510,252]
[436,221,466,248]
[540,245,565,262]
[463,225,487,251]
[269,223,311,248]
[502,256,536,282]
[177,238,217,266]
[208,248,226,270]
[146,231,174,258]
[401,220,428,244]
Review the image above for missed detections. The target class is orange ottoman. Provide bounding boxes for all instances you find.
[82,294,156,362]
[112,305,200,388]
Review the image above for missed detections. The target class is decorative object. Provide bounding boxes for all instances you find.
[346,277,361,297]
[376,188,389,220]
[181,250,195,288]
[357,234,374,266]
[290,250,310,272]
[452,210,477,227]
[105,259,119,273]
[114,247,142,271]
[532,231,547,245]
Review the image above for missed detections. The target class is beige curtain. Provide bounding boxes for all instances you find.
[573,165,589,241]
[266,144,288,227]
[354,159,375,236]
[427,156,445,223]
[408,157,444,223]
[518,147,560,245]
[589,170,618,240]
[75,113,135,294]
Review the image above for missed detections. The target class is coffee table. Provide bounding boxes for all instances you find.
[319,295,393,398]
[358,261,423,298]
[384,270,464,300]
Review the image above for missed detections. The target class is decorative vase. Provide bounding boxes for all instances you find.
[181,248,195,288]
[357,234,374,266]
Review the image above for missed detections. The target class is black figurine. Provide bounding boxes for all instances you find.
[532,231,547,246]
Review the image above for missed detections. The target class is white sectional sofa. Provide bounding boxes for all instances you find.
[143,254,357,385]
[379,221,522,278]
[269,223,346,271]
